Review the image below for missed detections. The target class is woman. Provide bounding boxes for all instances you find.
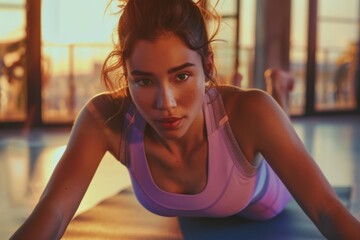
[11,0,360,239]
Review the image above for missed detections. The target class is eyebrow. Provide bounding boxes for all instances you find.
[130,62,196,76]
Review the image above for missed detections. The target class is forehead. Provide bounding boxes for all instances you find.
[127,34,201,71]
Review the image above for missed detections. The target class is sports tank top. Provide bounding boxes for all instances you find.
[119,87,289,218]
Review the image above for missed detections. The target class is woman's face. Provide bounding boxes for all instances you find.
[127,33,211,140]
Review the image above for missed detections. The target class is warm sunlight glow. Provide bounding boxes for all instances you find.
[0,10,25,42]
[36,145,66,184]
[42,0,119,44]
[6,153,29,203]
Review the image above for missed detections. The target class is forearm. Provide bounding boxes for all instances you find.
[318,204,360,240]
[10,201,66,240]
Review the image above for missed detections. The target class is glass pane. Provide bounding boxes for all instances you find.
[41,0,118,122]
[213,18,237,84]
[319,0,358,19]
[0,7,26,121]
[42,44,110,122]
[289,0,308,115]
[0,0,24,5]
[209,0,237,16]
[41,45,71,121]
[211,0,256,88]
[239,0,256,88]
[208,0,239,85]
[316,0,359,111]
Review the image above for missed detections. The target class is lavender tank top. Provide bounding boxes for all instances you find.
[119,87,291,219]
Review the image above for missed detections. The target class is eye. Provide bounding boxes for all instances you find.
[176,73,190,82]
[136,78,153,86]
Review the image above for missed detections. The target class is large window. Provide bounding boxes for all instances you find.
[1,0,359,126]
[41,0,118,122]
[316,0,359,112]
[290,0,360,115]
[0,0,26,122]
[209,0,256,88]
[289,0,308,115]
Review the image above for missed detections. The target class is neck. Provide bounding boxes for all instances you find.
[145,111,206,156]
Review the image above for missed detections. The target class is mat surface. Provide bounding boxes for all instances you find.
[63,187,351,240]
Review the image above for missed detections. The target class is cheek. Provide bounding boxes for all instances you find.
[128,86,154,111]
[181,82,205,109]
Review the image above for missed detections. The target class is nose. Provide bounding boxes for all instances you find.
[156,84,177,110]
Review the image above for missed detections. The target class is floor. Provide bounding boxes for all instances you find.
[1,115,360,239]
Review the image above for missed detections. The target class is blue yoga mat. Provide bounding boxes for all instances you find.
[63,187,351,239]
[179,187,351,239]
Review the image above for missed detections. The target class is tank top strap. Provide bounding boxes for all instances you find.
[119,102,144,167]
[204,87,259,174]
[203,87,229,135]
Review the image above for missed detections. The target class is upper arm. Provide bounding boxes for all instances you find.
[224,88,341,224]
[10,93,128,239]
[39,94,121,230]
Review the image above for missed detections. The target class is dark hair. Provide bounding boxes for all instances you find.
[101,0,220,97]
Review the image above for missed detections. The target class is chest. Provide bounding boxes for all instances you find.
[144,140,208,195]
[127,127,259,217]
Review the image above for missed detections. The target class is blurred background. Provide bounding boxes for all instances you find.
[0,0,359,127]
[1,0,360,239]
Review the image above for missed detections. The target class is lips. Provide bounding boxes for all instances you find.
[156,117,183,129]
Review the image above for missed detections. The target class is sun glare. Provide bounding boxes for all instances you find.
[41,0,118,44]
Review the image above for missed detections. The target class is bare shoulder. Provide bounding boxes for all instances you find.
[216,85,281,120]
[215,85,289,162]
[71,90,129,160]
[81,91,127,131]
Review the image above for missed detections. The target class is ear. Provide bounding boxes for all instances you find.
[205,52,214,77]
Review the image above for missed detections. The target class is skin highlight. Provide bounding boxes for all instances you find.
[127,34,208,142]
